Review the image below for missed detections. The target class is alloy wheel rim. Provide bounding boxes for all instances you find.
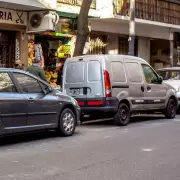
[63,112,74,133]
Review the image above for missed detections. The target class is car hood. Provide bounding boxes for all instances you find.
[163,80,180,91]
[53,89,80,107]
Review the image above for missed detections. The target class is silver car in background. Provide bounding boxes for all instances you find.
[157,67,180,107]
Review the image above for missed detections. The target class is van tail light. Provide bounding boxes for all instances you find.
[77,101,85,106]
[104,70,112,97]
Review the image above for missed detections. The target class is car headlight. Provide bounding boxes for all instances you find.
[70,97,78,106]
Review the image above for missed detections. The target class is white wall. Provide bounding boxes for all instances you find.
[90,19,171,40]
[96,0,114,18]
[138,37,150,63]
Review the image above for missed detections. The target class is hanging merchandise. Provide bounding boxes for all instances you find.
[15,38,20,61]
[35,43,44,67]
[28,34,35,66]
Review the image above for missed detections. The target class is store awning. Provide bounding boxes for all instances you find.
[56,11,99,18]
[0,0,53,11]
[41,31,73,38]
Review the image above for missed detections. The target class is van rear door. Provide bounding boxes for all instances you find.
[86,58,105,107]
[63,58,87,106]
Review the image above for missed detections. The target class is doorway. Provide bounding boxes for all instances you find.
[0,31,16,68]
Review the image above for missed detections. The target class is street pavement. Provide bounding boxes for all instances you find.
[0,115,180,180]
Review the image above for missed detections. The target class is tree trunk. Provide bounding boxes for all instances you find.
[73,0,92,57]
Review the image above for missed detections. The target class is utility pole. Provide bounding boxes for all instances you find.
[128,0,135,56]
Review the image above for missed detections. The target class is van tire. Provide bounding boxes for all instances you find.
[164,98,177,119]
[114,103,130,126]
[58,108,76,136]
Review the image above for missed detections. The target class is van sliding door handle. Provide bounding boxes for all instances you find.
[141,86,144,92]
[28,98,34,103]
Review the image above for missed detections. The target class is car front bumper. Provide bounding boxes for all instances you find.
[176,92,180,106]
[76,107,81,125]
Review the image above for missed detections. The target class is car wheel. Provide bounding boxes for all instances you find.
[164,98,177,119]
[58,108,76,136]
[114,103,130,126]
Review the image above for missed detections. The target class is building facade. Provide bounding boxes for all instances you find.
[0,0,55,68]
[88,0,180,69]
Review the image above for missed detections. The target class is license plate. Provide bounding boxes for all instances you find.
[70,89,80,95]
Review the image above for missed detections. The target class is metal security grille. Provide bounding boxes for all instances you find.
[114,0,180,25]
[87,35,107,55]
[119,37,129,55]
[0,31,15,68]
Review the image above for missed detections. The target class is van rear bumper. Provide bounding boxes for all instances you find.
[80,97,119,114]
[81,106,117,113]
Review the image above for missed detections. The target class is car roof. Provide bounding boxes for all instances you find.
[0,68,24,72]
[157,67,180,71]
[66,54,147,64]
[0,68,50,85]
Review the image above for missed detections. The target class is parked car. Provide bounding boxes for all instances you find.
[0,68,80,137]
[63,55,177,126]
[157,67,180,107]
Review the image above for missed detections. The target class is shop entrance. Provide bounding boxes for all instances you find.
[34,33,73,88]
[0,30,16,68]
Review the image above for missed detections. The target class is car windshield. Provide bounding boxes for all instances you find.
[157,70,180,80]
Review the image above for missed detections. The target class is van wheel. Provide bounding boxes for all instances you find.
[58,108,76,136]
[114,103,130,126]
[164,98,177,119]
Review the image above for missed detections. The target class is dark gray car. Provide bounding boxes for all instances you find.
[0,68,80,137]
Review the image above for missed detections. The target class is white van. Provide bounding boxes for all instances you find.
[62,55,177,126]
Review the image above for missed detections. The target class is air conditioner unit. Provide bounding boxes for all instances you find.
[27,11,59,33]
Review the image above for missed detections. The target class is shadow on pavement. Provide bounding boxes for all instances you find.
[0,130,79,147]
[0,115,167,146]
[82,114,166,127]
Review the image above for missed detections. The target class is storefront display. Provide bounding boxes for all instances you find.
[28,34,35,66]
[31,17,77,88]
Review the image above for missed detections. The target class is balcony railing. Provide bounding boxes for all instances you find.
[114,0,180,25]
[57,0,96,9]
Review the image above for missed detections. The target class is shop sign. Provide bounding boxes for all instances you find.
[0,8,27,26]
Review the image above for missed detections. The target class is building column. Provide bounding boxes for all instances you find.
[20,31,28,67]
[106,35,118,54]
[138,37,150,63]
[169,32,174,66]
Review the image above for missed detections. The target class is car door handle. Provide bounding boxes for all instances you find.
[141,86,144,92]
[147,86,151,91]
[28,98,34,103]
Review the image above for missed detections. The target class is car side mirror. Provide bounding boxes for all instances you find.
[43,86,52,95]
[158,76,163,84]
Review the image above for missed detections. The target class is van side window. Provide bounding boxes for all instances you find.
[125,62,142,83]
[88,61,101,81]
[66,62,85,83]
[141,64,159,84]
[111,61,126,82]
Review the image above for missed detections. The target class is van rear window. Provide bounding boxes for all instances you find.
[88,61,101,81]
[66,62,85,83]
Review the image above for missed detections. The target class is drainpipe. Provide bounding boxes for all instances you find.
[128,0,135,56]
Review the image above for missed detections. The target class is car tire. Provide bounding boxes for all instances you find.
[58,108,76,136]
[114,103,130,126]
[80,114,84,122]
[164,98,177,119]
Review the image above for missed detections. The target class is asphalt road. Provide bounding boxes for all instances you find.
[0,115,180,180]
